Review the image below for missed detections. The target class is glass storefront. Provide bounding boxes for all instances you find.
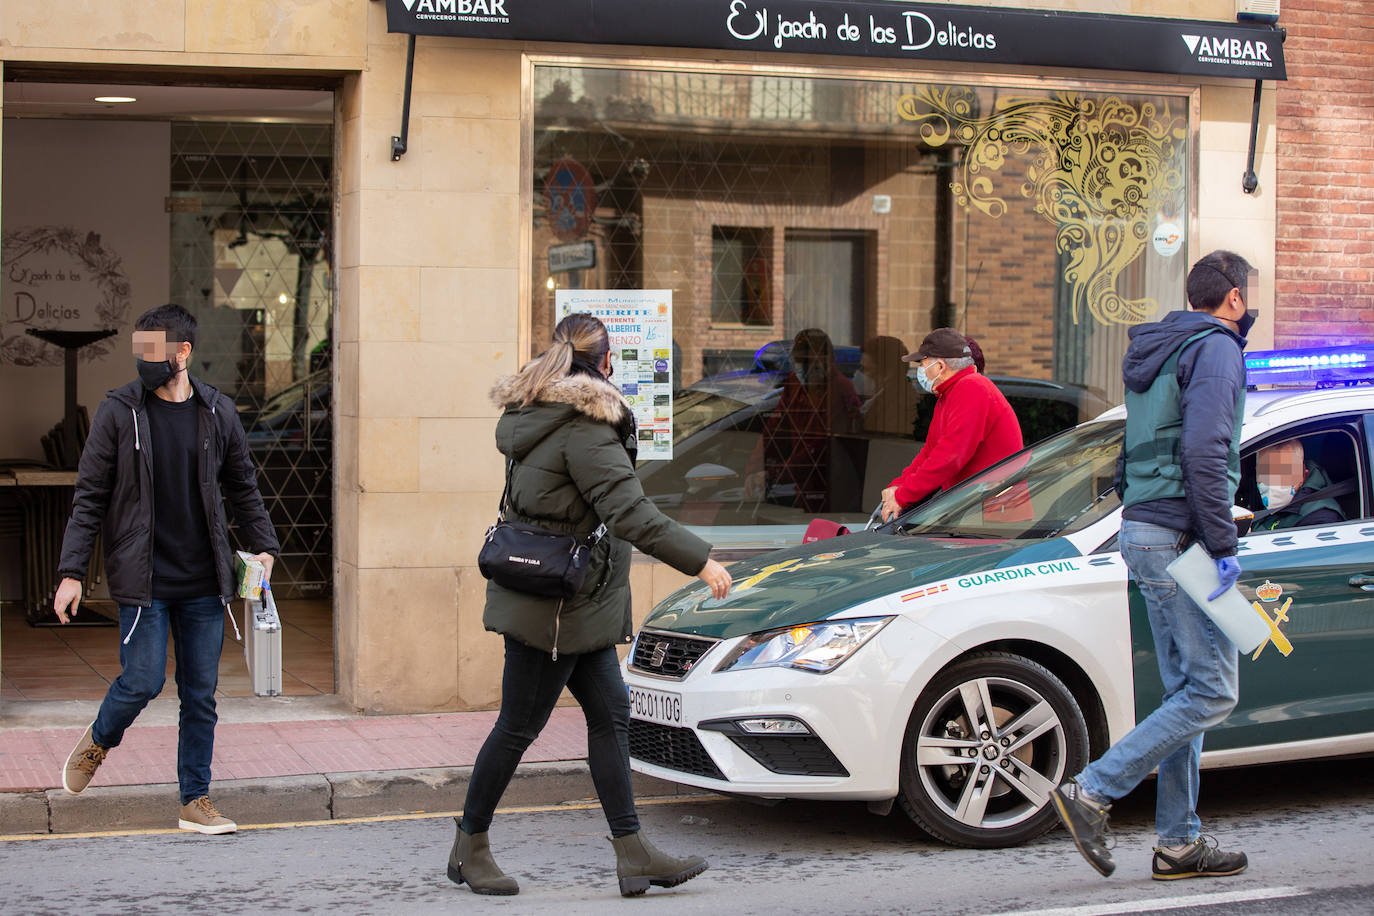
[1,89,335,602]
[531,64,1192,546]
[169,121,335,597]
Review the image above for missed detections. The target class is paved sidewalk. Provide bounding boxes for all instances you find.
[0,696,694,836]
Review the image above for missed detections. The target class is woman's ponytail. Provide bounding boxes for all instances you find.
[503,314,609,406]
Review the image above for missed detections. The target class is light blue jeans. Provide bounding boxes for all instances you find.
[1076,520,1240,845]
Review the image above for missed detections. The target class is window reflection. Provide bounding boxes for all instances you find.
[532,66,1190,540]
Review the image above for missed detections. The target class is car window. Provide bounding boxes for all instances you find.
[1238,417,1367,528]
[642,359,1111,537]
[671,389,751,441]
[895,419,1124,540]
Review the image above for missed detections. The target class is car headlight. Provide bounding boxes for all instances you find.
[715,617,893,674]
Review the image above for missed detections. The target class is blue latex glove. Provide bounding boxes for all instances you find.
[1208,555,1242,601]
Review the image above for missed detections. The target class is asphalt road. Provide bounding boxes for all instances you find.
[3,757,1372,916]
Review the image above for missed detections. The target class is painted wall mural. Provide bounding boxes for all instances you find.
[897,87,1187,326]
[1,226,131,366]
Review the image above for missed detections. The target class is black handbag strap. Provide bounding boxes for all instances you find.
[497,457,515,521]
[498,456,607,545]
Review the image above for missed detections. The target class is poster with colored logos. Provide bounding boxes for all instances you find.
[556,289,673,460]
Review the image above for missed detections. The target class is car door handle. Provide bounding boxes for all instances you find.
[1350,574,1374,591]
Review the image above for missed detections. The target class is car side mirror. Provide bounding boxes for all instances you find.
[1232,504,1255,539]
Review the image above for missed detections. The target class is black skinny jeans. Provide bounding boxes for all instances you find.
[461,636,640,837]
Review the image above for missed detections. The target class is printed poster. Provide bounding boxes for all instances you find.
[556,289,673,460]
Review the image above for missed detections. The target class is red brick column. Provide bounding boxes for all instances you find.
[1275,1,1374,346]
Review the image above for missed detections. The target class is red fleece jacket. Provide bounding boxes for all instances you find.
[889,367,1023,507]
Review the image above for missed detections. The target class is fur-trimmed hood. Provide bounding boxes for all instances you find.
[491,371,635,463]
[490,371,630,425]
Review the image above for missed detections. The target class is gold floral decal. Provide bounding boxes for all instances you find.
[898,88,1186,325]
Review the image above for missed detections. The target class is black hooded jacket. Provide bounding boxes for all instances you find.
[1119,309,1247,557]
[57,376,280,606]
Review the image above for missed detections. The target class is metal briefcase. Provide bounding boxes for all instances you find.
[243,589,283,696]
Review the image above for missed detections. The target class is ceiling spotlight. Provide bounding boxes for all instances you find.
[94,96,137,104]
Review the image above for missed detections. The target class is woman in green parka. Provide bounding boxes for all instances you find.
[448,313,733,898]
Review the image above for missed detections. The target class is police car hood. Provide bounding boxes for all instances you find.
[643,530,1080,640]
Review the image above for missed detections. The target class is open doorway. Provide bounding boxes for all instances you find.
[1,81,337,700]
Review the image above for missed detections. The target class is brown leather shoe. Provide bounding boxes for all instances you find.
[178,796,237,835]
[61,723,109,795]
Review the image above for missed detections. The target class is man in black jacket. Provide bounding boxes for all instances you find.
[53,304,279,835]
[1051,251,1255,881]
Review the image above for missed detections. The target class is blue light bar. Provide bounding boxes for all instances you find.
[1245,345,1374,388]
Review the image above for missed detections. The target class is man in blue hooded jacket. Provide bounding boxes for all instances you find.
[1050,250,1255,881]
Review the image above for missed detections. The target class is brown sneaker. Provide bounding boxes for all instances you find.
[62,723,109,795]
[178,796,237,835]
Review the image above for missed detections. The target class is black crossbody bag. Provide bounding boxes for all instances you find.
[478,458,607,598]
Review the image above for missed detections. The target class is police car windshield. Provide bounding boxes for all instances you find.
[898,419,1125,540]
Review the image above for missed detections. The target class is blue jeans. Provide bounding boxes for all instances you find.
[1076,520,1240,845]
[91,596,225,804]
[461,637,639,837]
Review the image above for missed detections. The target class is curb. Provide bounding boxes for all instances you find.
[1,763,704,836]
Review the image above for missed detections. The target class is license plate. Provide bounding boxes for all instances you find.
[628,685,683,727]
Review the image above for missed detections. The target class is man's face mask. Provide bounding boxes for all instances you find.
[136,359,177,390]
[1257,479,1296,510]
[910,360,940,394]
[1238,307,1258,338]
[132,331,184,390]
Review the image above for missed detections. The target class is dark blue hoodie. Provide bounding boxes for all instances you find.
[1120,309,1247,557]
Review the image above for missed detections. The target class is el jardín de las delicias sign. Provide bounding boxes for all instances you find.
[385,0,1286,81]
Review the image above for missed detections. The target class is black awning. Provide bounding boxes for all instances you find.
[385,0,1285,81]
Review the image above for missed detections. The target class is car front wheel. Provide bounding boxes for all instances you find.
[898,651,1090,848]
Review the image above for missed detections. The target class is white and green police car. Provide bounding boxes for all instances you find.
[624,345,1374,848]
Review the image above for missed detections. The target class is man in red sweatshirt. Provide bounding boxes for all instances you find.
[880,328,1023,521]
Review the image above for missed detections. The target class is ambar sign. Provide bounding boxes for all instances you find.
[386,0,1286,81]
[399,0,507,22]
[1182,32,1276,67]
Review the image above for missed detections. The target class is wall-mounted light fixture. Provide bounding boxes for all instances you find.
[1236,0,1279,24]
[1238,1,1283,194]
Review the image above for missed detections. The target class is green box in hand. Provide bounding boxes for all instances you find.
[235,550,265,600]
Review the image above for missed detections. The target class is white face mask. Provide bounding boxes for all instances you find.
[911,362,940,394]
[852,369,875,398]
[1257,480,1296,510]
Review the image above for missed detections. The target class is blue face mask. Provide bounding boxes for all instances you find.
[910,362,939,394]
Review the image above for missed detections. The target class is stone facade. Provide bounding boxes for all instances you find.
[2,0,1305,713]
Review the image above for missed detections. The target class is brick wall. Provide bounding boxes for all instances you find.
[1275,1,1374,346]
[961,164,1061,381]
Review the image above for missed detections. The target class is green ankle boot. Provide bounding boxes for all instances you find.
[609,830,708,897]
[447,820,519,896]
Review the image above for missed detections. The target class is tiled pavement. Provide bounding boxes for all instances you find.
[1,601,603,832]
[0,703,589,793]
